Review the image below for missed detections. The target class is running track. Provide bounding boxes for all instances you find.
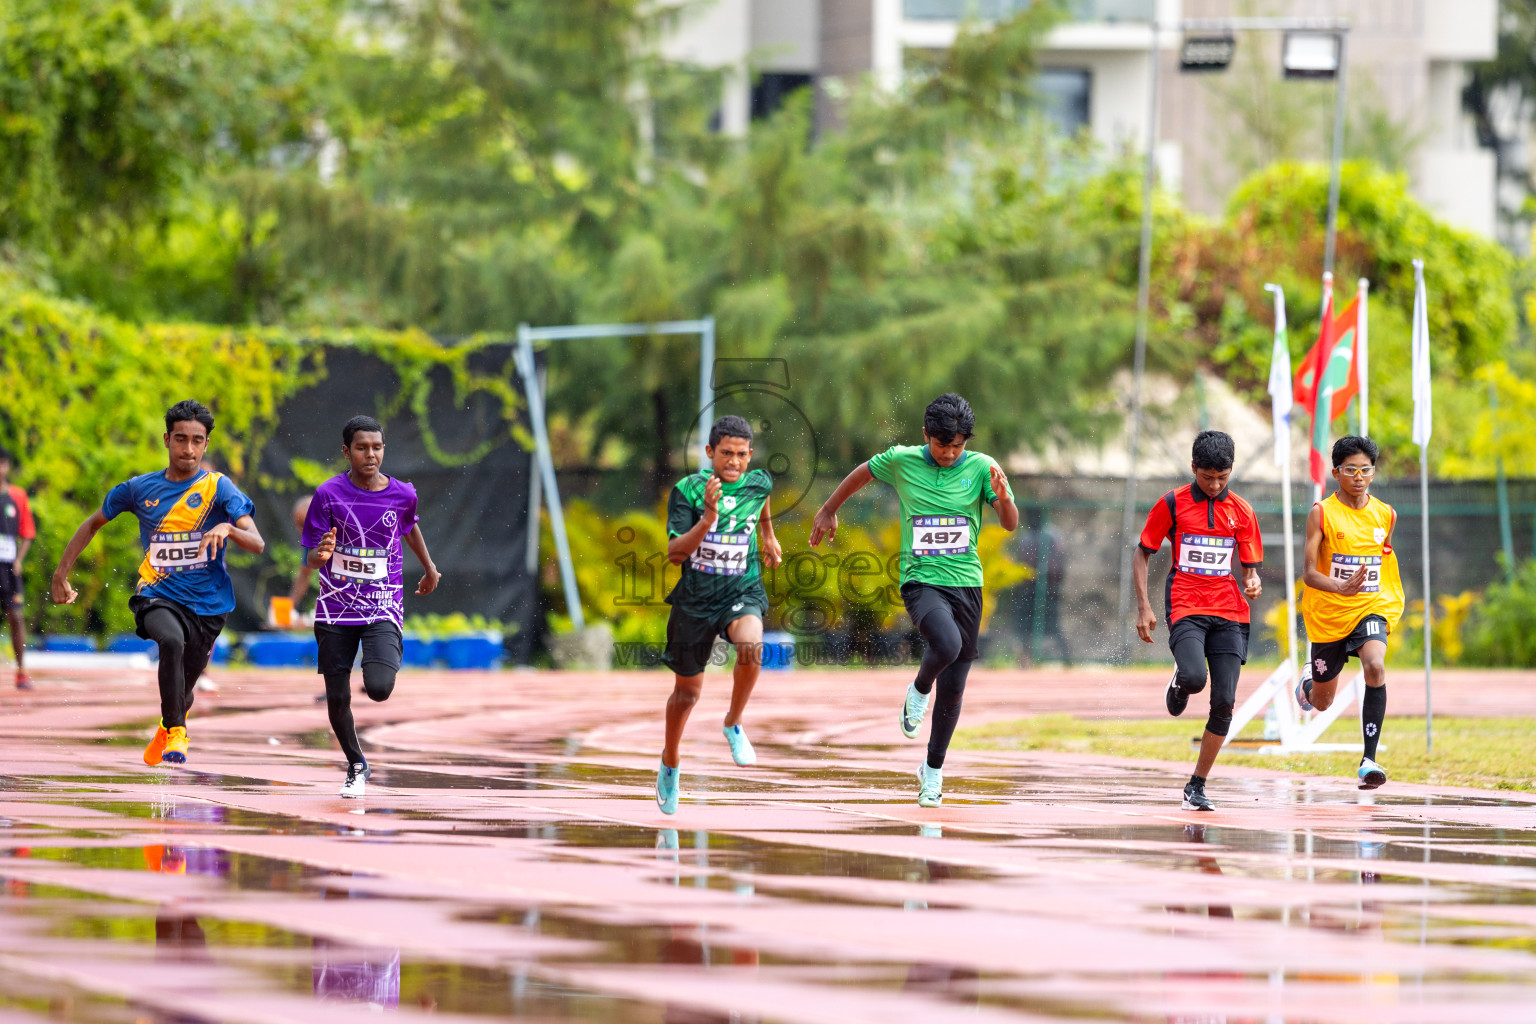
[0,664,1533,1023]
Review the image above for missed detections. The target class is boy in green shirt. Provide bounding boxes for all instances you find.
[656,416,783,815]
[811,394,1018,806]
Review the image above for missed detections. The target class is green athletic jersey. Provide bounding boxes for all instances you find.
[867,445,1011,588]
[665,468,773,621]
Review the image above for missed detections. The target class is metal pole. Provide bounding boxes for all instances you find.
[1032,509,1049,663]
[1323,31,1349,276]
[698,316,716,471]
[1420,443,1432,753]
[1116,20,1161,653]
[524,364,545,575]
[1490,379,1516,577]
[516,324,585,631]
[1357,278,1369,436]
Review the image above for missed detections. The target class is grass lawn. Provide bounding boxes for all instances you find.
[954,714,1536,792]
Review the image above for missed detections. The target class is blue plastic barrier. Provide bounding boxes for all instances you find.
[761,631,795,671]
[245,632,317,667]
[401,634,438,668]
[212,634,232,664]
[106,633,157,655]
[41,635,98,653]
[443,633,501,671]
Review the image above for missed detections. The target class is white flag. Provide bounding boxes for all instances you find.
[1265,284,1292,466]
[1412,260,1432,446]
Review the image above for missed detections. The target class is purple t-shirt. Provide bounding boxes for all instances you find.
[302,474,420,626]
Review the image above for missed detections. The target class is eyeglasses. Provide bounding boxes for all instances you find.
[1337,466,1376,478]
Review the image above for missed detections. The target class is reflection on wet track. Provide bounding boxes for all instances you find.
[1,666,1534,1022]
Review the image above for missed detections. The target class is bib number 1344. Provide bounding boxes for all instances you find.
[912,515,971,557]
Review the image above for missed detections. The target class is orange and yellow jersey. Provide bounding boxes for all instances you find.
[1300,492,1405,643]
[101,469,255,616]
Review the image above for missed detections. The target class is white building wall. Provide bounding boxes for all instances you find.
[750,0,820,72]
[659,0,752,135]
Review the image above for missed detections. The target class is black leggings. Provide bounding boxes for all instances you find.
[1171,634,1241,737]
[325,663,397,767]
[912,606,974,771]
[142,608,214,729]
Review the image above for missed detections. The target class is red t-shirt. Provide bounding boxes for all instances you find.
[1,483,35,565]
[1138,484,1262,625]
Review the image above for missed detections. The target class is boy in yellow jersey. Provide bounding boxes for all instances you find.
[1295,436,1404,790]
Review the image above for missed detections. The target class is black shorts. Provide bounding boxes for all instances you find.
[662,604,765,677]
[129,594,226,661]
[901,582,983,662]
[1168,614,1250,664]
[1309,614,1389,684]
[0,564,20,610]
[315,621,404,677]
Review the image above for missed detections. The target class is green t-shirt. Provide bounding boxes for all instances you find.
[665,468,773,621]
[867,445,1011,588]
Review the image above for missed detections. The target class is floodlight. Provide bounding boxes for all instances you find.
[1281,31,1341,79]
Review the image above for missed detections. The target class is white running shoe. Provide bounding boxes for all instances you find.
[340,762,371,798]
[916,762,943,807]
[722,723,756,766]
[1357,757,1388,790]
[901,682,931,739]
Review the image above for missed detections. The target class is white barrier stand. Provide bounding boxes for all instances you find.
[1271,668,1366,753]
[1222,660,1296,747]
[1223,662,1366,753]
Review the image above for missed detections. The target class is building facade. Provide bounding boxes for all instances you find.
[663,0,1500,238]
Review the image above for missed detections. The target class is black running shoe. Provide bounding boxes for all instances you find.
[1181,778,1214,812]
[1165,673,1189,717]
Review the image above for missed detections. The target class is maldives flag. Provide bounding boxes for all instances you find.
[1293,294,1362,486]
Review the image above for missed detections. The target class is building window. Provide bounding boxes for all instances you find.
[751,73,814,121]
[1036,67,1091,135]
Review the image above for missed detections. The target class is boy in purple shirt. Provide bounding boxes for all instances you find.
[302,415,440,797]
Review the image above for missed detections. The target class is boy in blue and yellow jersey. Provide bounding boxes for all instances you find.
[52,401,265,766]
[1296,436,1405,791]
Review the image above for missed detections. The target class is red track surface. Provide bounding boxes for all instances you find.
[0,663,1533,1023]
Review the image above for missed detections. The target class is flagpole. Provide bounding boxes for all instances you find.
[1412,259,1433,754]
[1313,273,1334,504]
[1357,278,1370,436]
[1266,284,1299,678]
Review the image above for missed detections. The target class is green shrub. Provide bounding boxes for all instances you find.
[1462,560,1536,667]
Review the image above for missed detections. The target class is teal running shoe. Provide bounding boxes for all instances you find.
[722,723,756,766]
[1357,757,1387,790]
[656,759,680,815]
[916,762,943,807]
[901,681,931,740]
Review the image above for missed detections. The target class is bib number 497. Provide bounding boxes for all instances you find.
[911,515,971,557]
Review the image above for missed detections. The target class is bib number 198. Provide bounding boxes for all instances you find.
[331,546,389,582]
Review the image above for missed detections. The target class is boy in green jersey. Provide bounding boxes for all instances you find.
[656,416,783,815]
[811,394,1018,807]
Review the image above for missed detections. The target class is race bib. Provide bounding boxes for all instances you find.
[1330,554,1381,593]
[1177,535,1234,576]
[691,532,750,576]
[911,515,971,557]
[331,546,390,583]
[0,535,15,563]
[148,531,210,573]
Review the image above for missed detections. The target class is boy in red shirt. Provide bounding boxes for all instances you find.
[0,446,37,690]
[1132,431,1263,811]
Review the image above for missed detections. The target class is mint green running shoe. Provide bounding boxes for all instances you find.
[901,681,931,739]
[656,759,680,815]
[917,762,943,807]
[722,723,756,766]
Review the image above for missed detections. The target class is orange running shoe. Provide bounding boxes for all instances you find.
[15,671,33,691]
[143,721,169,766]
[161,726,189,765]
